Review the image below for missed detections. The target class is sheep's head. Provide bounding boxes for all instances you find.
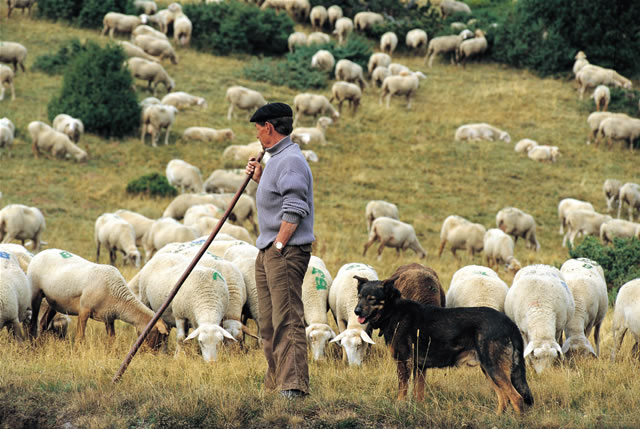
[185,324,236,362]
[575,51,587,60]
[499,132,511,143]
[74,149,88,163]
[222,319,244,343]
[524,340,562,374]
[197,98,208,109]
[126,249,141,268]
[329,327,374,365]
[306,323,336,361]
[561,335,597,358]
[317,116,333,129]
[505,256,521,275]
[550,146,560,161]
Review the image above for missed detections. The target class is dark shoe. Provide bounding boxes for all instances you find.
[280,389,305,399]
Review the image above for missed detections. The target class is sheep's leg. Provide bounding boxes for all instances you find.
[227,104,234,121]
[174,319,187,357]
[10,83,15,101]
[9,319,24,342]
[603,99,609,112]
[611,325,627,361]
[105,319,116,337]
[109,248,117,266]
[39,305,57,336]
[376,239,389,260]
[406,94,412,110]
[629,206,634,222]
[437,239,446,258]
[31,138,39,158]
[76,309,91,341]
[593,322,602,356]
[362,234,377,256]
[96,240,101,262]
[337,99,344,113]
[386,94,391,109]
[101,24,109,36]
[109,27,115,39]
[164,124,171,146]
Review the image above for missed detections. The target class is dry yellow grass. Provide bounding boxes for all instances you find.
[0,4,639,428]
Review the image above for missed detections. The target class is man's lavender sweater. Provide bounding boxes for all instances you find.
[255,136,315,250]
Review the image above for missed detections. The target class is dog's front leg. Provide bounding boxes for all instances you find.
[413,367,426,401]
[395,359,411,400]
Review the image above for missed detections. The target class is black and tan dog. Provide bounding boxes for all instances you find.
[354,275,533,415]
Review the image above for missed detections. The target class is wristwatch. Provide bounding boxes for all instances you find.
[275,241,284,250]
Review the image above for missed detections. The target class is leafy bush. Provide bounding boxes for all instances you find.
[126,173,177,197]
[183,1,294,56]
[36,0,136,28]
[243,35,373,90]
[32,39,88,75]
[47,41,140,138]
[609,87,640,118]
[569,236,640,302]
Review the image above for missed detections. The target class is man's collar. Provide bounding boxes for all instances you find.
[265,135,293,155]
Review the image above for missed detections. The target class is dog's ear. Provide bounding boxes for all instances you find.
[382,278,401,301]
[354,275,369,294]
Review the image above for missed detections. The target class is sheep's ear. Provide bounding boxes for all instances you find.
[330,331,346,343]
[241,324,259,340]
[523,341,534,358]
[185,327,200,341]
[329,328,337,339]
[554,343,564,359]
[360,330,375,345]
[220,326,237,342]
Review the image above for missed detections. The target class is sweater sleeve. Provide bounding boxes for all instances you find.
[277,169,311,223]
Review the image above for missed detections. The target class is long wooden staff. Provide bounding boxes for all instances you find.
[113,152,264,383]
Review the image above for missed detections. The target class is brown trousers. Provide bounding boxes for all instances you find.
[255,243,311,393]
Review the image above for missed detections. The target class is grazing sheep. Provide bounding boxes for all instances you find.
[173,14,192,46]
[306,32,331,46]
[327,5,343,27]
[302,256,335,361]
[572,51,589,76]
[260,0,288,13]
[563,209,612,247]
[162,194,225,220]
[37,299,71,339]
[0,41,27,73]
[114,209,154,247]
[0,117,15,148]
[222,140,263,161]
[164,193,257,233]
[446,265,509,312]
[291,116,333,145]
[28,121,88,162]
[133,34,178,64]
[188,216,253,244]
[558,198,595,235]
[483,228,521,274]
[618,182,640,221]
[329,263,378,365]
[126,57,174,96]
[438,215,485,258]
[6,0,36,17]
[0,65,15,101]
[102,12,148,39]
[496,207,540,251]
[371,66,390,88]
[406,29,428,54]
[379,71,426,109]
[505,264,575,374]
[52,114,84,143]
[388,263,445,307]
[597,116,640,151]
[183,204,225,226]
[454,123,511,143]
[329,81,361,114]
[527,145,560,162]
[204,169,258,196]
[363,216,426,260]
[380,32,398,55]
[309,5,328,29]
[117,40,161,64]
[353,11,383,32]
[288,32,307,53]
[142,217,199,262]
[225,86,268,121]
[365,200,398,232]
[134,0,158,15]
[141,103,178,147]
[0,250,31,341]
[367,52,391,75]
[388,63,410,76]
[603,179,623,213]
[586,112,629,145]
[593,85,610,112]
[425,32,471,67]
[576,64,633,100]
[514,138,538,153]
[440,0,471,19]
[182,127,234,143]
[293,93,339,126]
[334,59,367,90]
[286,0,310,21]
[146,9,175,34]
[311,49,335,71]
[161,91,207,110]
[94,213,141,268]
[600,219,640,245]
[611,279,640,361]
[456,30,488,66]
[166,159,203,193]
[131,24,169,41]
[28,249,168,344]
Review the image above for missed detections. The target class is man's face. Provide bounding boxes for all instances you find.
[255,122,269,146]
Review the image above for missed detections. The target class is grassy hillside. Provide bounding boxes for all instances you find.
[1,3,639,428]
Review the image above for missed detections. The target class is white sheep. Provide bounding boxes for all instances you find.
[183,204,225,226]
[370,66,389,88]
[166,159,203,193]
[611,279,640,361]
[306,31,331,46]
[291,116,333,145]
[332,17,352,45]
[293,93,339,126]
[225,86,268,121]
[558,198,595,235]
[593,85,610,112]
[142,217,199,262]
[187,216,253,244]
[406,29,428,54]
[456,30,487,66]
[425,35,460,67]
[162,194,225,220]
[514,138,538,153]
[353,11,383,32]
[586,111,629,145]
[0,250,31,341]
[496,207,540,251]
[603,179,623,213]
[52,113,84,143]
[286,0,311,21]
[440,0,471,19]
[164,193,257,233]
[600,219,640,245]
[102,12,148,39]
[329,263,377,365]
[141,103,178,147]
[367,52,391,75]
[311,49,335,71]
[161,91,207,110]
[379,71,426,109]
[454,122,511,143]
[505,264,575,373]
[572,51,589,76]
[113,209,154,247]
[133,34,178,64]
[28,121,88,162]
[6,0,36,17]
[173,14,192,46]
[309,5,328,29]
[576,64,633,100]
[0,64,15,101]
[483,228,521,274]
[380,32,398,55]
[204,169,258,196]
[365,200,399,232]
[183,127,234,143]
[0,41,27,73]
[327,5,343,27]
[363,216,426,260]
[563,209,612,247]
[94,213,141,268]
[388,62,410,76]
[0,204,45,252]
[28,249,168,343]
[288,32,307,53]
[334,59,367,90]
[597,116,640,151]
[617,182,640,221]
[0,243,33,273]
[146,9,175,34]
[134,0,158,15]
[527,145,560,162]
[0,117,15,148]
[438,214,485,258]
[446,265,509,313]
[126,57,174,96]
[302,256,335,360]
[222,140,263,161]
[131,24,168,41]
[139,96,161,108]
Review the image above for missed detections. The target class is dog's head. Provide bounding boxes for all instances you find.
[354,275,401,327]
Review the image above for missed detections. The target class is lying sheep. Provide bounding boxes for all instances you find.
[371,66,390,88]
[514,138,538,153]
[603,179,622,212]
[293,93,339,126]
[204,169,258,196]
[131,24,168,41]
[52,113,84,143]
[182,127,234,143]
[94,213,141,267]
[593,85,610,112]
[558,198,595,235]
[457,30,487,66]
[311,49,335,72]
[380,32,398,55]
[225,86,268,121]
[6,0,36,17]
[141,103,178,147]
[367,52,391,75]
[0,117,15,148]
[0,204,45,251]
[133,35,178,64]
[166,159,203,193]
[302,256,335,360]
[576,64,633,100]
[334,59,367,90]
[483,228,521,274]
[102,12,148,39]
[528,145,560,162]
[332,17,353,45]
[363,216,426,260]
[287,32,307,53]
[406,29,428,54]
[440,0,471,19]
[388,263,445,307]
[438,214,485,258]
[600,219,640,245]
[173,14,192,46]
[618,182,640,221]
[29,249,168,345]
[309,5,328,29]
[454,122,511,143]
[446,265,509,312]
[114,209,154,247]
[28,121,88,162]
[0,65,15,101]
[353,11,383,32]
[134,0,158,15]
[572,51,589,76]
[0,250,31,341]
[306,32,331,46]
[161,91,207,110]
[327,4,342,27]
[496,207,540,251]
[126,57,174,96]
[291,116,333,145]
[379,71,426,109]
[329,263,378,365]
[142,217,199,262]
[611,278,640,361]
[505,264,575,373]
[365,200,399,232]
[222,140,263,161]
[563,209,612,247]
[597,116,640,151]
[0,41,27,73]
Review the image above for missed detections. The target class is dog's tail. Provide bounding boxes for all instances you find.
[511,334,534,406]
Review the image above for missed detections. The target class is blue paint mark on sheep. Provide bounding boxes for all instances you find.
[0,251,10,259]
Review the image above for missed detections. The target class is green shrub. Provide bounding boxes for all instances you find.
[47,41,140,138]
[36,0,136,28]
[183,1,294,56]
[32,39,88,75]
[609,87,640,118]
[126,173,177,197]
[569,236,640,302]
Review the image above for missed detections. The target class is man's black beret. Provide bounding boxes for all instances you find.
[249,102,293,123]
